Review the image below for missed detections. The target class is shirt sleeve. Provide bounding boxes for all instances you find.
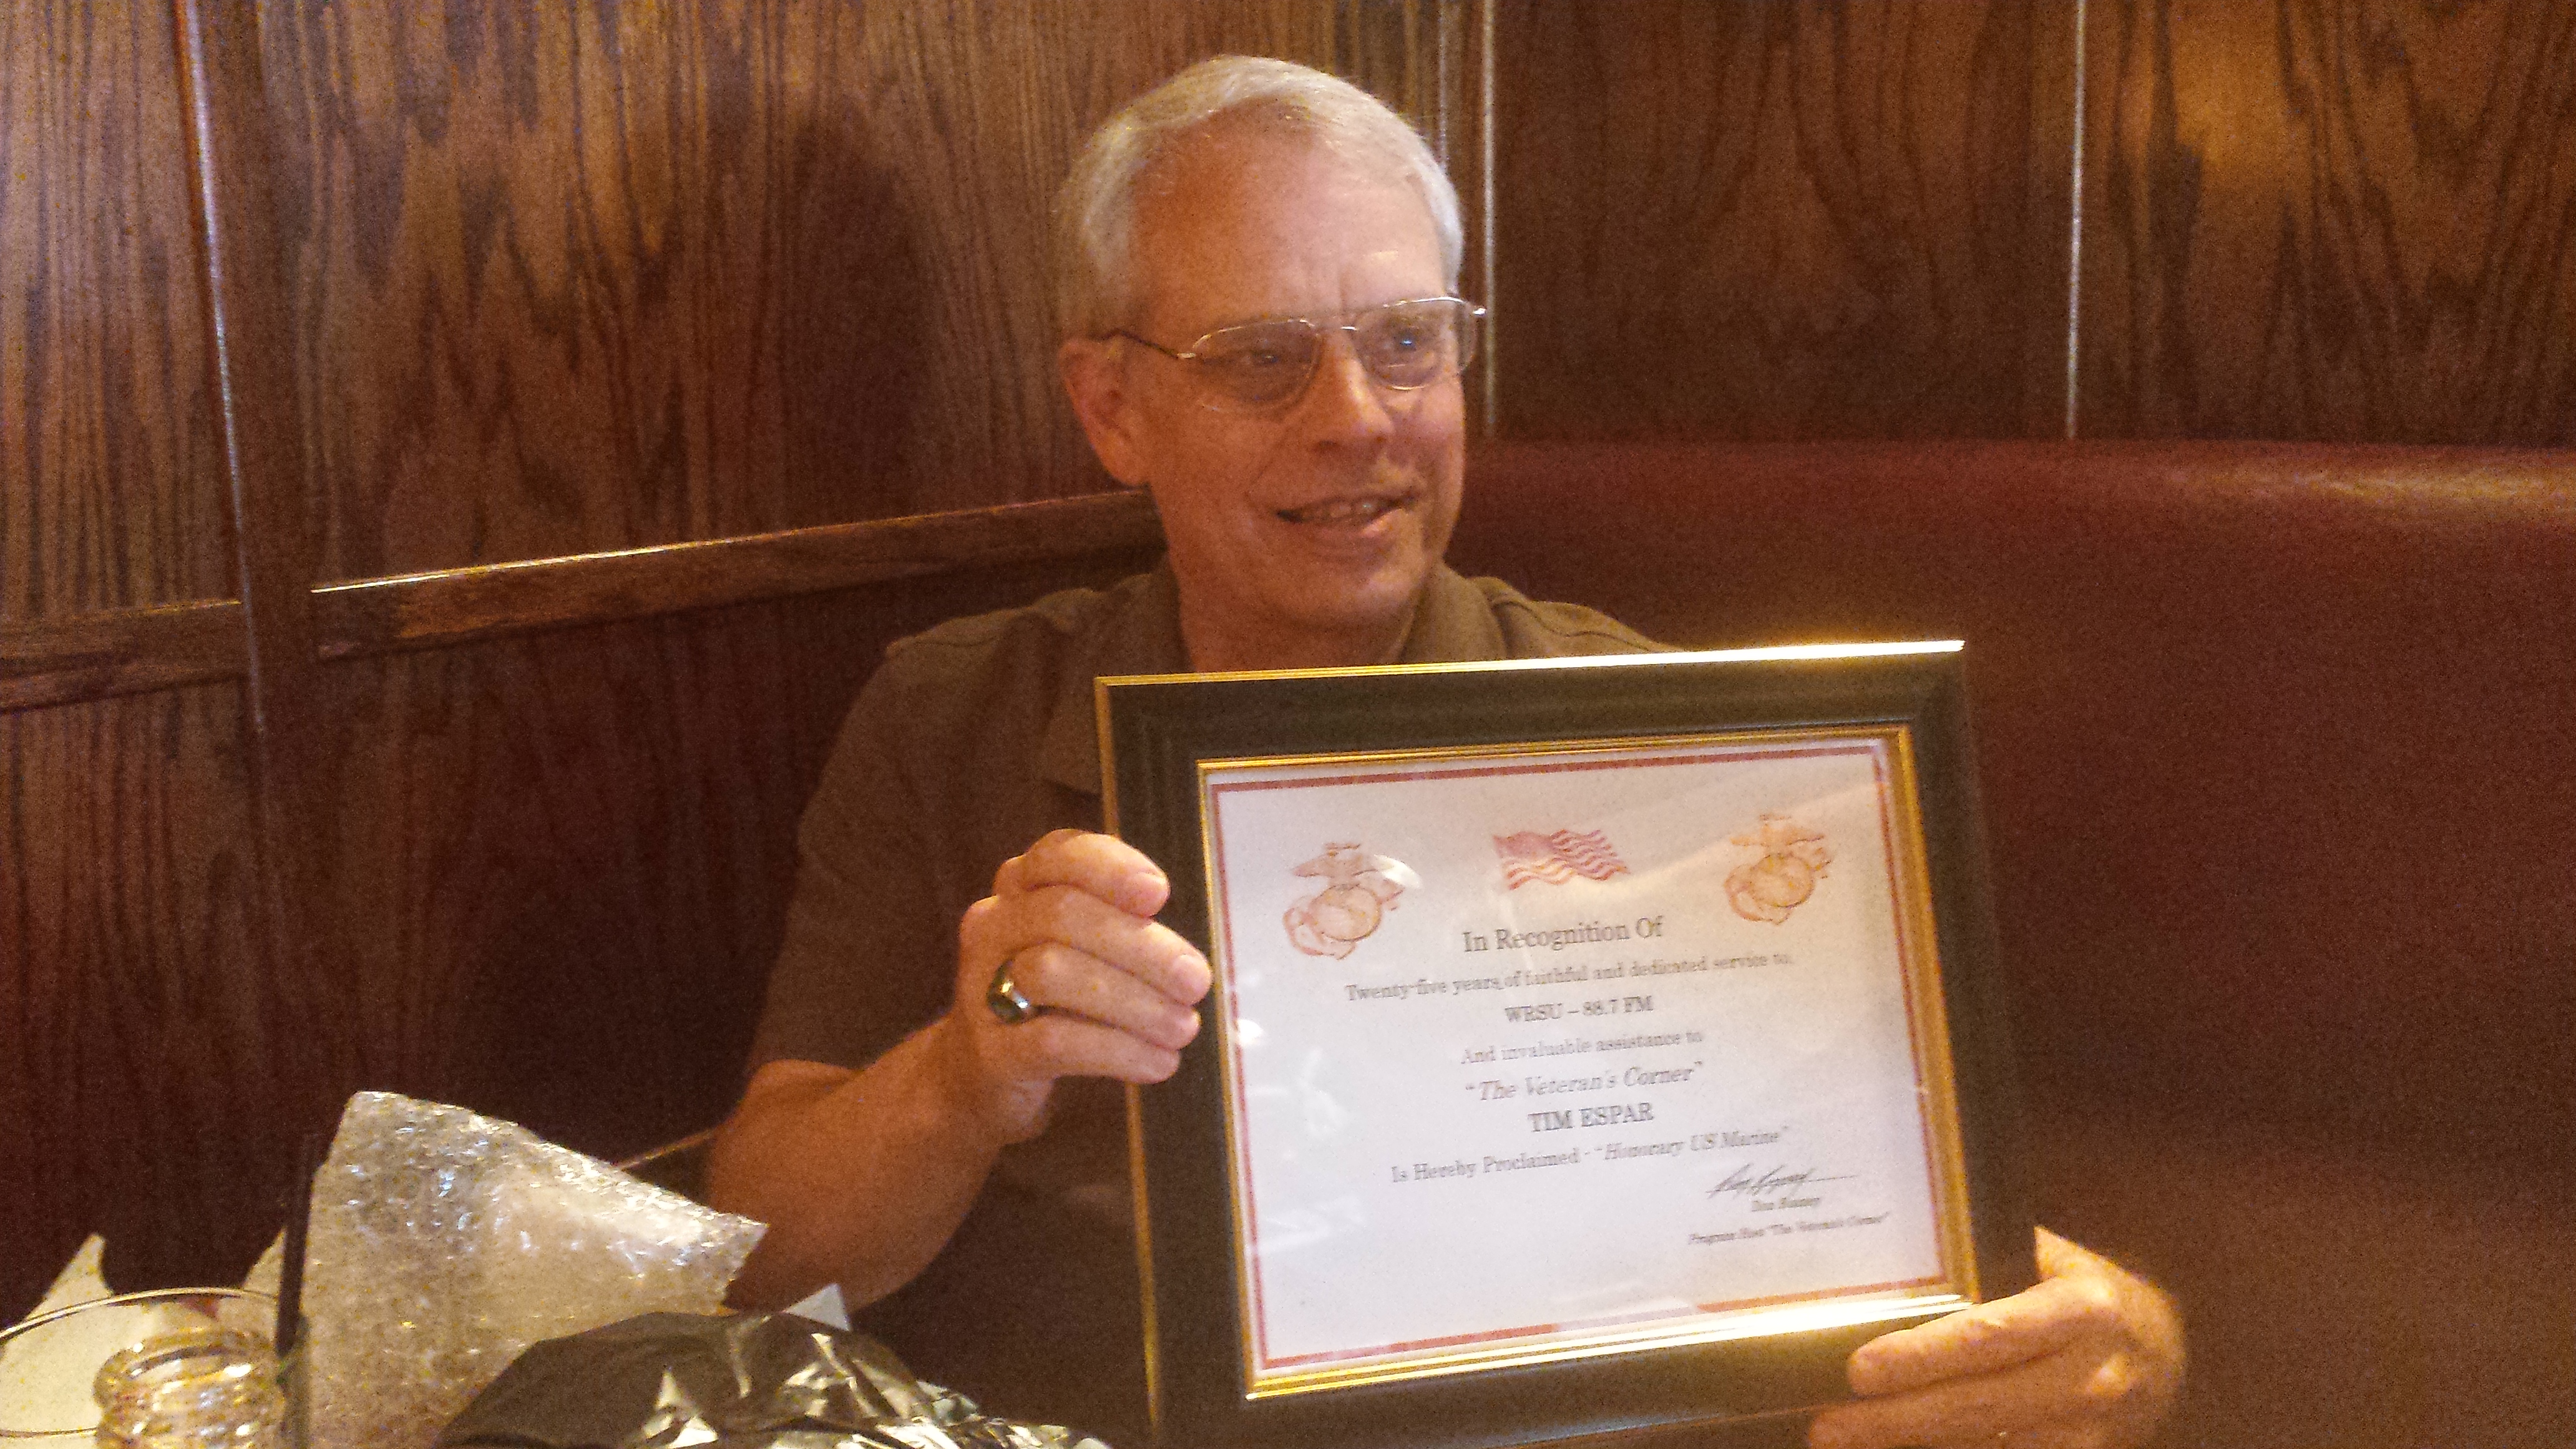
[747,660,959,1075]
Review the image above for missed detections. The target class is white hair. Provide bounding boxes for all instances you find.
[1053,55,1465,339]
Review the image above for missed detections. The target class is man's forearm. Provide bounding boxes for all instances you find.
[708,1015,1002,1309]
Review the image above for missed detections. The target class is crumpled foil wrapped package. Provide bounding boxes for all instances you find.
[303,1091,766,1449]
[437,1311,1109,1449]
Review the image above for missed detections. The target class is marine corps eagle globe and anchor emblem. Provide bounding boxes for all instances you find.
[1725,812,1832,924]
[1282,842,1408,959]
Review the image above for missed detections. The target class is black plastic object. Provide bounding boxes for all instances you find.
[437,1311,1108,1449]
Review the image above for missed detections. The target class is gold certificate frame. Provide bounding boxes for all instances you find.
[1098,643,2033,1449]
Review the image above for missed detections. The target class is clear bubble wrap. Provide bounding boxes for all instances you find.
[301,1091,764,1449]
[437,1311,1111,1449]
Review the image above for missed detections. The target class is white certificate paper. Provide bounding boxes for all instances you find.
[1199,728,1969,1390]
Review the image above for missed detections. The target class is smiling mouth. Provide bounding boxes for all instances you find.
[1276,495,1405,526]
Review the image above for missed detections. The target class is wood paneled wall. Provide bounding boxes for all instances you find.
[1491,0,2576,447]
[1493,0,2076,441]
[253,0,1477,577]
[1,685,275,1294]
[2079,0,2576,442]
[1,0,278,1298]
[1,1,230,619]
[1,0,1471,1315]
[6,0,2570,1323]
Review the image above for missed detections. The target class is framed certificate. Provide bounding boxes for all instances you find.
[1098,643,2032,1449]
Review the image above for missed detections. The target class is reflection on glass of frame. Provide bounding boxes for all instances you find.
[1101,643,2032,1449]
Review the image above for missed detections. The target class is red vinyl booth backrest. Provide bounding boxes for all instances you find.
[1449,440,2575,1163]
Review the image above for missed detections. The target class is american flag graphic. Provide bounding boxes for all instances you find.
[1493,829,1629,889]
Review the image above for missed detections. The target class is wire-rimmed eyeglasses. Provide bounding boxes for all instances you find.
[1109,296,1485,412]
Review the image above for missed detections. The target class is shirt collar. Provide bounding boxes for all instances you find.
[1037,565,1189,794]
[1037,562,1503,796]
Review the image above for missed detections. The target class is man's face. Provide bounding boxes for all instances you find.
[1080,125,1465,668]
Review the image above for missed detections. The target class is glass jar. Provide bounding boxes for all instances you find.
[0,1289,283,1449]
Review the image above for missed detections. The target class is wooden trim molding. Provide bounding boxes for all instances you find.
[311,490,1163,658]
[0,601,250,711]
[175,0,348,1105]
[1,494,1164,712]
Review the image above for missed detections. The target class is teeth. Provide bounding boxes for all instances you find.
[1281,497,1397,525]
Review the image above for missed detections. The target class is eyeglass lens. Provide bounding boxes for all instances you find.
[1191,299,1476,409]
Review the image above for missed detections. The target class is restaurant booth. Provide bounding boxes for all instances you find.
[6,4,2572,1447]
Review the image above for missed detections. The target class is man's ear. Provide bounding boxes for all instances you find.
[1060,336,1151,488]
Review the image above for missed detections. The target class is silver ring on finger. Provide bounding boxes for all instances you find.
[986,959,1041,1025]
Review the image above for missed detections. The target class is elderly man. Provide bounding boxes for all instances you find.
[710,56,2181,1449]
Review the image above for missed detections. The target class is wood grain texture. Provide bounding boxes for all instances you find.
[296,551,1157,1176]
[2079,0,2576,442]
[0,0,232,620]
[0,602,249,711]
[175,0,354,1212]
[1490,0,2074,441]
[255,0,1475,579]
[312,491,1162,658]
[0,686,283,1317]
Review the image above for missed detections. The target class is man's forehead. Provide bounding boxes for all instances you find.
[1136,122,1403,237]
[1147,112,1338,180]
[1127,121,1439,327]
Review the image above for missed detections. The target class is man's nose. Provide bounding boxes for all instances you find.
[1294,330,1395,440]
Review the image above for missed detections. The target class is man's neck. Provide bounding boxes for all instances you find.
[1178,600,1420,674]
